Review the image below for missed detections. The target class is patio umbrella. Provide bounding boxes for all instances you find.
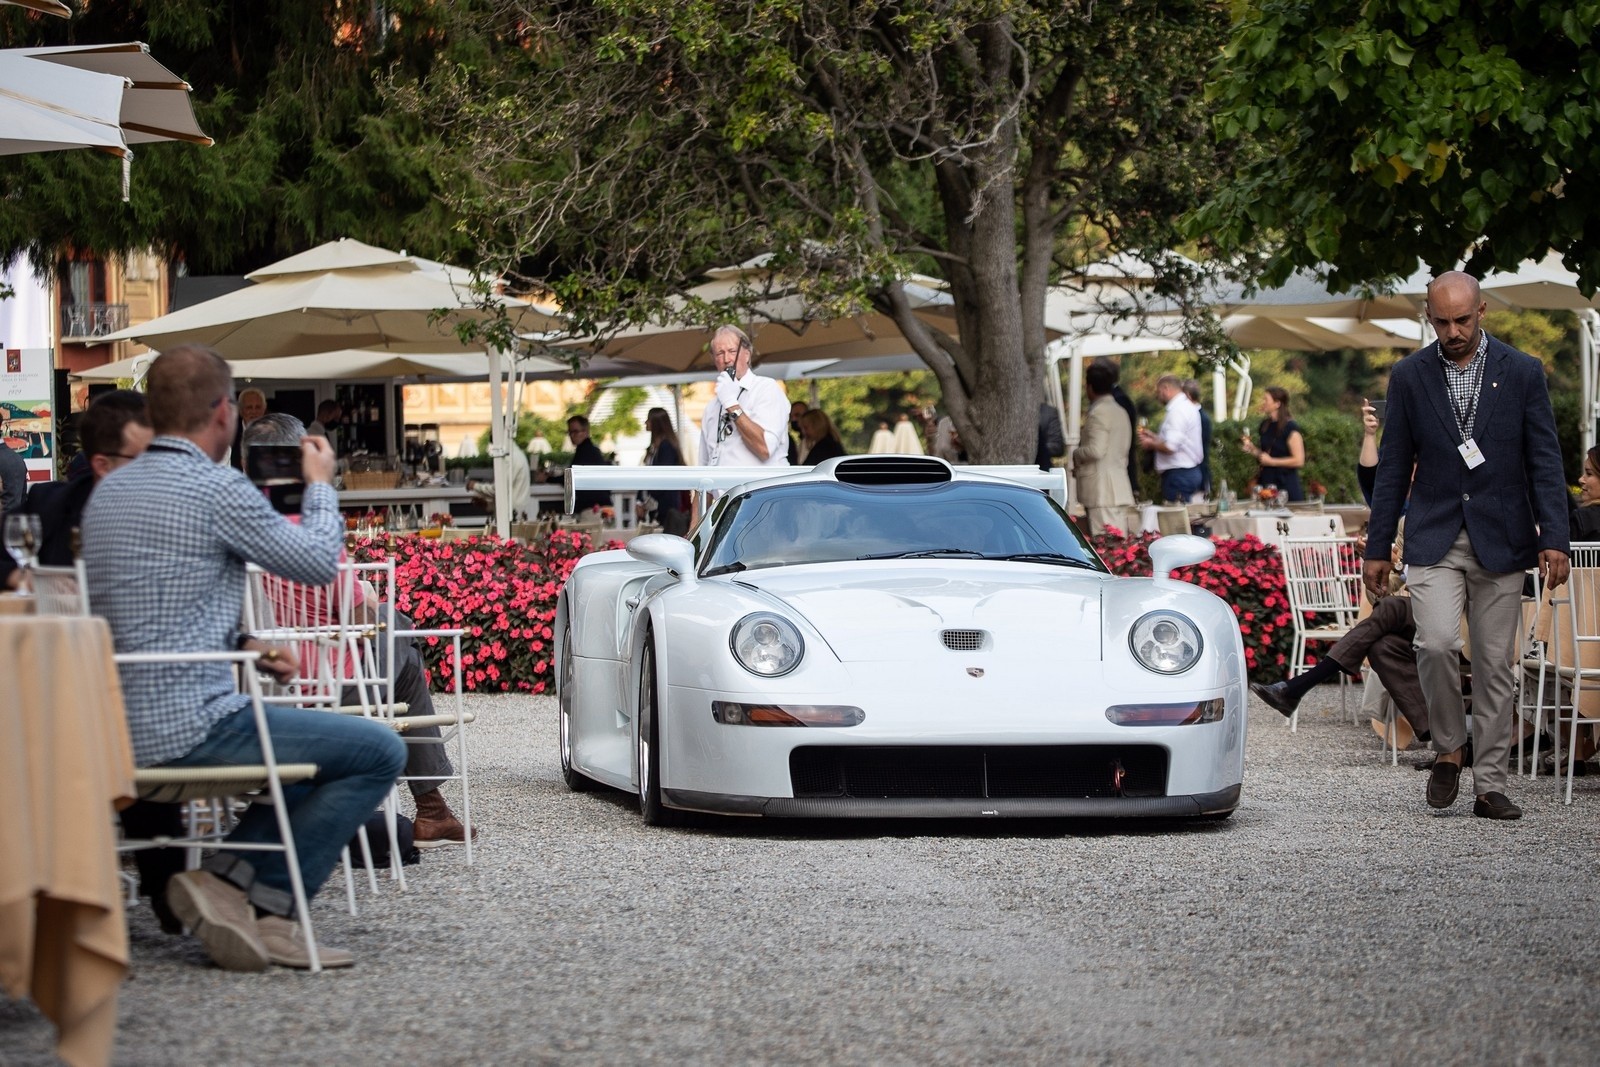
[73,348,571,384]
[552,255,963,372]
[0,1,70,14]
[11,43,212,148]
[99,238,560,359]
[99,238,564,537]
[0,43,211,200]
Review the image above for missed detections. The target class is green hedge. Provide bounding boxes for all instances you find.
[1212,410,1366,504]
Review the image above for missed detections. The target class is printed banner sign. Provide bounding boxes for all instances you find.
[1,347,56,484]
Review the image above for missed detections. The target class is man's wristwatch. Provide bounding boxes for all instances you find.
[727,407,743,419]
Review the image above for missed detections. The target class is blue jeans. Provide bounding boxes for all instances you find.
[158,705,406,917]
[1160,466,1203,503]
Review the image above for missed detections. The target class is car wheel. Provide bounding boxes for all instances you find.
[558,616,596,792]
[636,634,685,827]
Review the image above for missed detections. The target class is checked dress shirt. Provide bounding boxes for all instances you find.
[81,436,343,767]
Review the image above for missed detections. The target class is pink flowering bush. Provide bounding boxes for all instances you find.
[348,529,619,694]
[1086,526,1296,681]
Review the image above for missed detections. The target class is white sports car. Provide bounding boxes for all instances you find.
[556,456,1245,824]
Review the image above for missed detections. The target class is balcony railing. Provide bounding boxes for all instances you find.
[60,303,129,340]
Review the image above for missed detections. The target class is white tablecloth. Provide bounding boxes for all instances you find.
[1210,511,1345,543]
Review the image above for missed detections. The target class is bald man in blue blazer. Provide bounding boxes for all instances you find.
[1364,271,1570,821]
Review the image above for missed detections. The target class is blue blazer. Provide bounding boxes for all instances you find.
[1366,336,1569,573]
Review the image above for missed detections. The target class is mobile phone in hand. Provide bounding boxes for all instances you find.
[1369,400,1387,420]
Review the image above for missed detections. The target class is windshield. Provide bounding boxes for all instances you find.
[700,480,1105,576]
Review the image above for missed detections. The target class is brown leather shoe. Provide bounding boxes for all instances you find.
[257,915,355,969]
[414,789,477,849]
[1426,761,1461,809]
[1472,791,1523,821]
[166,870,269,972]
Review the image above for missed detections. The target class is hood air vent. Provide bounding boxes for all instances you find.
[833,456,953,487]
[941,629,985,651]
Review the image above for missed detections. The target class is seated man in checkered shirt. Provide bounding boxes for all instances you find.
[82,345,406,972]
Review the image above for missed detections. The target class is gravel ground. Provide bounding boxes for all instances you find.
[5,686,1599,1066]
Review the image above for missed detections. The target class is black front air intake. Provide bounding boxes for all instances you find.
[790,745,1169,799]
[832,456,953,486]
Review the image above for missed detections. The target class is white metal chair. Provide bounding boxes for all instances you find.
[243,562,400,904]
[29,560,90,616]
[344,560,474,866]
[1279,536,1365,729]
[1544,546,1600,802]
[113,650,328,972]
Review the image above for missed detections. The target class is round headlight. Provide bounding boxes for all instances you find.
[1128,610,1203,674]
[730,612,804,677]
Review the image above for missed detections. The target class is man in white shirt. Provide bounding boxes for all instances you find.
[1137,374,1205,503]
[698,325,791,468]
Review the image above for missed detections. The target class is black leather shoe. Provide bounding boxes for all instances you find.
[1473,791,1523,820]
[1250,680,1300,719]
[1427,761,1461,809]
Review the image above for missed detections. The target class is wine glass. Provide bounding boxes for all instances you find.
[4,513,42,581]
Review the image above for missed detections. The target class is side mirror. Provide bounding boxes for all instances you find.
[626,533,697,587]
[1148,533,1215,581]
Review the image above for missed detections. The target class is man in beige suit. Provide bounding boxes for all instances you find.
[1073,362,1136,534]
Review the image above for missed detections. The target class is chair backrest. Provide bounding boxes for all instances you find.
[30,561,90,616]
[1280,537,1364,620]
[1154,507,1190,536]
[243,561,364,707]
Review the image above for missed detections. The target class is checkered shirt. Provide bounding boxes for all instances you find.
[81,436,342,766]
[1438,329,1489,438]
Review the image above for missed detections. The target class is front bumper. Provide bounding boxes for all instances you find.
[662,783,1241,819]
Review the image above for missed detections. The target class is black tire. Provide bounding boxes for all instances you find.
[636,635,685,826]
[558,616,596,792]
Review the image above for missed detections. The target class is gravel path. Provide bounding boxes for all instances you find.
[6,687,1598,1066]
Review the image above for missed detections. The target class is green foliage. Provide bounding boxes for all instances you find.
[0,1,508,273]
[399,0,1236,463]
[1197,2,1600,291]
[807,371,939,450]
[1211,411,1367,504]
[590,386,647,443]
[476,410,568,456]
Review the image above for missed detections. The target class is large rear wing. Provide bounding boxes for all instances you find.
[564,457,1068,512]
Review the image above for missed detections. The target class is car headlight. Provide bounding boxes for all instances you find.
[1128,610,1203,674]
[730,612,804,677]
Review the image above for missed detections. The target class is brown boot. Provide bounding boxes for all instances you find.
[413,788,475,849]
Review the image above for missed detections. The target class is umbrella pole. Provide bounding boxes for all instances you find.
[487,347,511,539]
[1583,310,1600,457]
[1047,339,1075,513]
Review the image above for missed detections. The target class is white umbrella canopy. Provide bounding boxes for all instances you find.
[1393,252,1600,312]
[0,1,70,14]
[0,42,211,161]
[553,265,961,372]
[14,43,212,147]
[1221,315,1421,352]
[73,348,571,384]
[99,238,562,359]
[0,51,129,156]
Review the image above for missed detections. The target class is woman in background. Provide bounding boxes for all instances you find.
[643,407,691,536]
[798,409,846,464]
[1242,386,1306,501]
[1570,445,1600,542]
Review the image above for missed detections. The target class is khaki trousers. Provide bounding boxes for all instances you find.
[1407,528,1525,795]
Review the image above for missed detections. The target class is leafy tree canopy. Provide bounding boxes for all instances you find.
[401,0,1235,462]
[0,1,509,274]
[1195,1,1600,293]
